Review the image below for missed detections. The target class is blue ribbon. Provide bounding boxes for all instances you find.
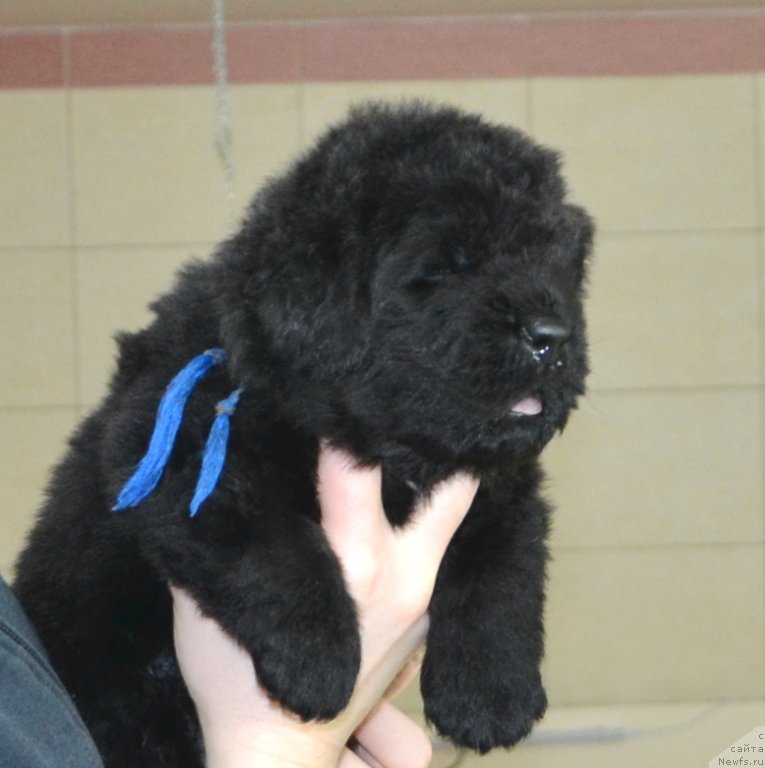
[189,388,243,517]
[112,348,239,515]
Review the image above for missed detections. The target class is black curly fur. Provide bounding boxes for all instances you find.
[14,101,593,766]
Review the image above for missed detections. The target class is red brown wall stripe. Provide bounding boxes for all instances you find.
[1,12,765,90]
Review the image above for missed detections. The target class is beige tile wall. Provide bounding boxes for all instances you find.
[0,91,71,247]
[431,700,765,768]
[1,73,762,741]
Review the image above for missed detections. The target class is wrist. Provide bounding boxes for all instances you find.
[200,716,344,768]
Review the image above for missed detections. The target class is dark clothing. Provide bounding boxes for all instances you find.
[0,577,103,768]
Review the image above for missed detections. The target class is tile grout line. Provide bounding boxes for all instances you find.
[6,226,765,254]
[525,74,535,137]
[586,383,763,396]
[551,540,765,555]
[0,242,218,253]
[753,73,765,637]
[295,25,307,150]
[0,404,85,413]
[526,15,540,133]
[2,8,765,36]
[62,29,83,411]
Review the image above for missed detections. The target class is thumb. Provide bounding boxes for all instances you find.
[399,473,479,564]
[316,444,386,562]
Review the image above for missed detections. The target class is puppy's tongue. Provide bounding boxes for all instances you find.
[510,395,543,416]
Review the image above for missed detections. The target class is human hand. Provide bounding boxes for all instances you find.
[171,445,479,768]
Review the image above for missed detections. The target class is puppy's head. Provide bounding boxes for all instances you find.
[220,101,592,466]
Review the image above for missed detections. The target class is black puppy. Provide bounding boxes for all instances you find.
[14,101,592,766]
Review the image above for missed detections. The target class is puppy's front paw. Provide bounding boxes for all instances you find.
[246,598,361,722]
[422,663,547,754]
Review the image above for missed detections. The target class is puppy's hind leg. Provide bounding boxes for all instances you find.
[83,666,203,768]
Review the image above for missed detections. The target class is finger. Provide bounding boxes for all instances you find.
[169,584,194,619]
[383,644,424,702]
[169,585,260,707]
[402,473,479,559]
[352,701,433,768]
[339,746,382,768]
[317,444,386,560]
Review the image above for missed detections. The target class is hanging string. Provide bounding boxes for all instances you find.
[212,0,237,228]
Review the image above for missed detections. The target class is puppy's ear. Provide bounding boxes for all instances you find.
[215,218,374,393]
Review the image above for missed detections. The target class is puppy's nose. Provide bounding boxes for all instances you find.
[522,317,571,363]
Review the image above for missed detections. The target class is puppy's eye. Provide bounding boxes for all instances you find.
[404,251,472,293]
[405,271,449,292]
